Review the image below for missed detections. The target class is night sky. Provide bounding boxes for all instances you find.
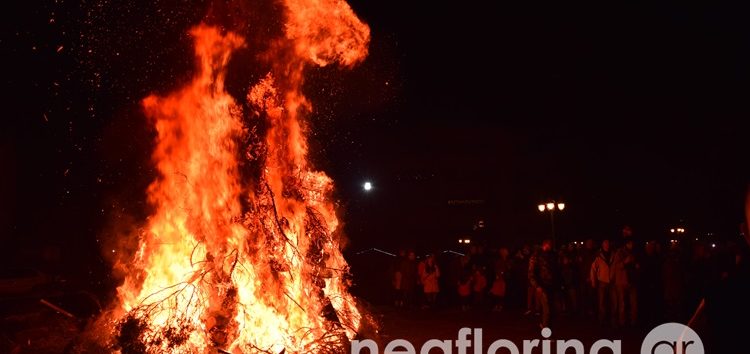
[2,1,750,277]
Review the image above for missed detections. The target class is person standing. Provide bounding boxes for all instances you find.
[560,252,579,314]
[529,239,558,328]
[590,239,614,326]
[490,248,511,312]
[398,250,418,308]
[472,265,488,308]
[515,245,537,315]
[419,254,440,309]
[392,250,406,307]
[662,240,684,320]
[612,239,639,327]
[578,239,597,318]
[639,240,662,327]
[457,270,472,311]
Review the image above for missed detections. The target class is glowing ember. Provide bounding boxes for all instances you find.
[102,0,370,352]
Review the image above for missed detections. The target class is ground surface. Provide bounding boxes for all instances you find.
[1,298,649,353]
[375,306,647,354]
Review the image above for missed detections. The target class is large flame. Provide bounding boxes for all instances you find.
[112,0,369,352]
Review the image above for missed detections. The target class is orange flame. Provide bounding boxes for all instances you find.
[112,0,369,352]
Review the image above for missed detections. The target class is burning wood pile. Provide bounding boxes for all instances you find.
[79,0,375,352]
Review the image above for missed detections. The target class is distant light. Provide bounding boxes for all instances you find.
[546,202,555,211]
[464,239,471,244]
[711,243,716,248]
[557,202,565,211]
[670,228,675,233]
[538,204,546,212]
[458,239,464,244]
[363,181,372,191]
[695,238,699,241]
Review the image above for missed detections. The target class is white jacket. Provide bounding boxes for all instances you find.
[590,250,613,285]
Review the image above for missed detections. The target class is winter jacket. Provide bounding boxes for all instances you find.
[528,250,558,289]
[590,250,613,285]
[419,261,440,294]
[612,247,639,287]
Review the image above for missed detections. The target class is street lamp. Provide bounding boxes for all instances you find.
[538,201,565,249]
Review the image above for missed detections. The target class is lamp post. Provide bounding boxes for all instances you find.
[537,201,565,249]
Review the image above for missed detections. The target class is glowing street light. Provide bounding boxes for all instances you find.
[363,181,372,191]
[537,200,565,249]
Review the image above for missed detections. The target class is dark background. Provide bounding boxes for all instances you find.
[1,1,749,283]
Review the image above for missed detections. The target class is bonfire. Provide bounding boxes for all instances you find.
[81,0,375,352]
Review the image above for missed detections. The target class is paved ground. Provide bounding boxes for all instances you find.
[374,306,648,354]
[1,298,652,353]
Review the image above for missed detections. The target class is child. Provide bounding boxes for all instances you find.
[490,272,507,312]
[472,266,488,308]
[457,272,472,311]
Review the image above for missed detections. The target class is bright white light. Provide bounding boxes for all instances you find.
[464,239,471,244]
[458,239,464,244]
[363,181,372,191]
[546,202,555,211]
[557,203,565,211]
[711,243,716,248]
[538,204,546,212]
[670,228,675,233]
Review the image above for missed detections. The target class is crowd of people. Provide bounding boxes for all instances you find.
[389,226,750,332]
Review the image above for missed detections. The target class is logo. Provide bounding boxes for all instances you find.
[352,327,622,354]
[641,323,703,354]
[350,323,702,354]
